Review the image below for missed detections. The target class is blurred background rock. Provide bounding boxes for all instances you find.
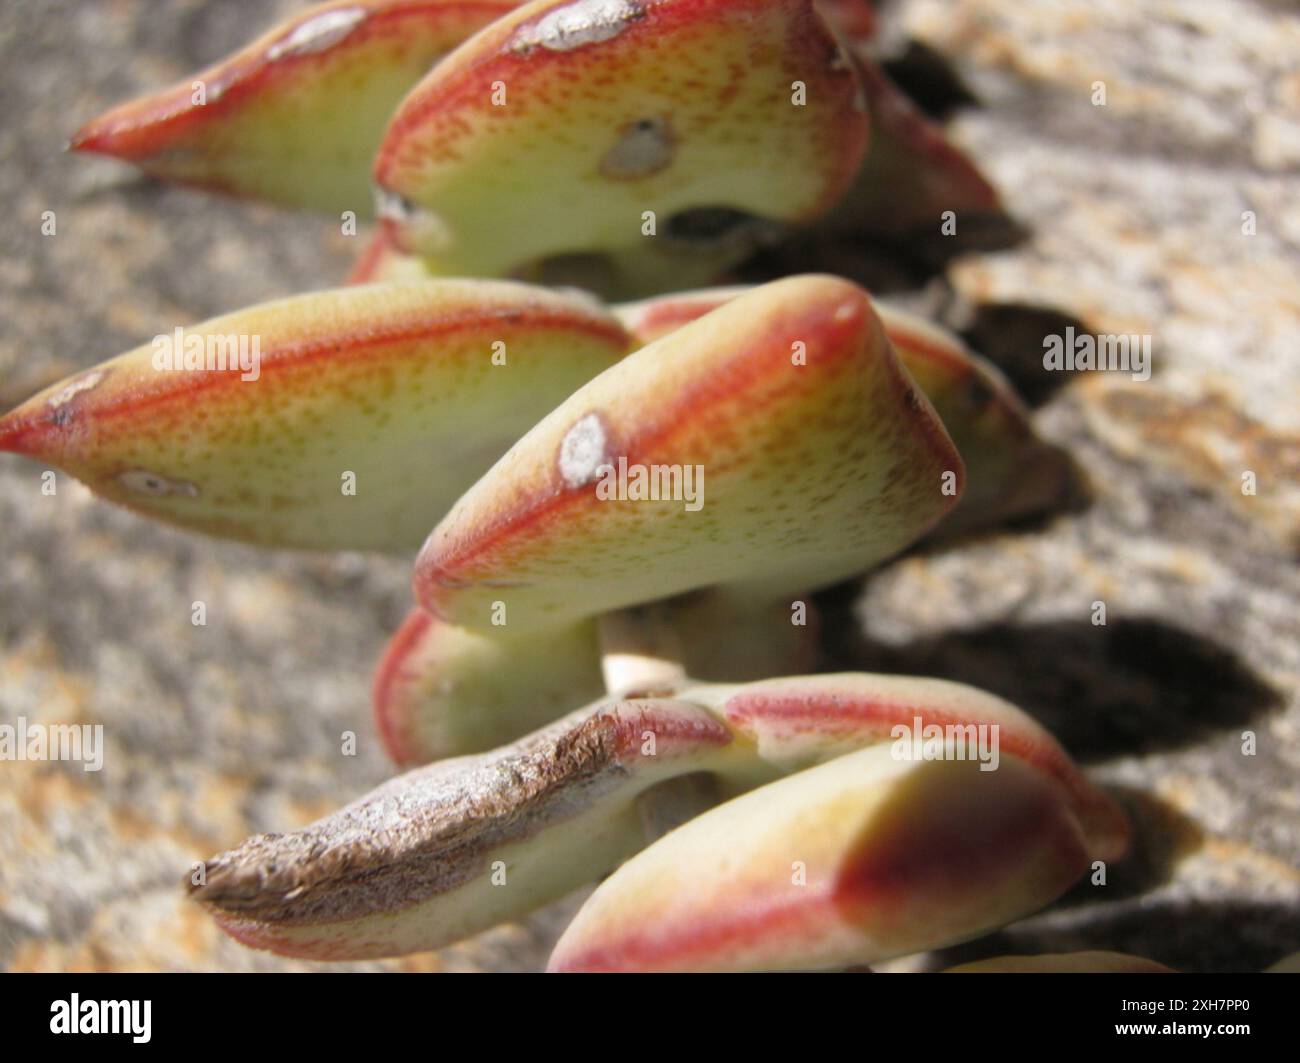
[0,0,1296,971]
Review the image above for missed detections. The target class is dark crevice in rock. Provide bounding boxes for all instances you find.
[880,40,981,120]
[953,302,1096,407]
[931,900,1300,974]
[737,239,929,295]
[738,214,1030,296]
[663,207,769,244]
[919,448,1094,551]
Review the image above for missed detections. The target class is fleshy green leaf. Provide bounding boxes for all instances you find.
[548,745,1093,972]
[0,280,630,551]
[617,286,1074,535]
[374,588,816,764]
[71,0,520,214]
[414,275,963,631]
[372,0,869,277]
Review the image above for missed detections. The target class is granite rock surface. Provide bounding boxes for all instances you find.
[0,0,1295,971]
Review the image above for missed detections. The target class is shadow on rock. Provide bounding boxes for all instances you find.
[955,302,1096,407]
[814,611,1281,763]
[929,899,1300,974]
[880,40,980,121]
[739,213,1030,297]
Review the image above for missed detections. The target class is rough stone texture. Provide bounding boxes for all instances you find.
[0,0,1296,972]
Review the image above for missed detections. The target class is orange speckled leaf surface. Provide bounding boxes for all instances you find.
[71,0,522,215]
[0,280,630,551]
[414,275,962,632]
[617,286,1072,535]
[373,0,869,276]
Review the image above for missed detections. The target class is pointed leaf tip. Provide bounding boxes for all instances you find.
[71,0,522,214]
[618,287,1075,535]
[3,280,630,551]
[548,746,1093,972]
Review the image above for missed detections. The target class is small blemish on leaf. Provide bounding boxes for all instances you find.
[47,368,107,411]
[832,300,859,325]
[600,116,675,179]
[268,7,367,61]
[118,469,199,498]
[558,412,610,488]
[513,0,644,53]
[373,185,416,222]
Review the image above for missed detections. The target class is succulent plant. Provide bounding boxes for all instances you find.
[1,0,1130,971]
[195,674,1127,965]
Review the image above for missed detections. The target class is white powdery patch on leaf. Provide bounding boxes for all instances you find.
[600,117,675,179]
[513,0,644,54]
[47,369,106,409]
[268,6,368,62]
[558,412,610,487]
